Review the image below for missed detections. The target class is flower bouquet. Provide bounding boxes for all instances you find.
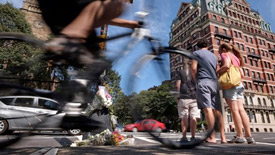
[111,131,135,146]
[70,129,135,147]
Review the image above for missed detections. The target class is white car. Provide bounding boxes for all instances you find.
[0,96,81,135]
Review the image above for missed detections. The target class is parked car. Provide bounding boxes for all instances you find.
[0,96,82,135]
[123,119,166,132]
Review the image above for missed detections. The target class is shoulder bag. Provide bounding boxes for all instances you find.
[218,53,241,90]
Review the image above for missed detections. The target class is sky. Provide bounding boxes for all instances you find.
[1,0,275,94]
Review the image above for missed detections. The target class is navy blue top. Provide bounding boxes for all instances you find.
[193,49,218,80]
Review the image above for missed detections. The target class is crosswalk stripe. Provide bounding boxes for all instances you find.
[135,137,160,144]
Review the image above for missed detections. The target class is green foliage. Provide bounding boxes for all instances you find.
[113,94,133,125]
[103,69,123,104]
[0,3,51,87]
[114,83,179,129]
[0,3,32,33]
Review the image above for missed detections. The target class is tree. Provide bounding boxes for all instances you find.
[103,69,124,103]
[113,82,179,130]
[113,94,133,125]
[0,3,51,88]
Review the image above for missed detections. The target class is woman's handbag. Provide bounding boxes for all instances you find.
[218,54,241,90]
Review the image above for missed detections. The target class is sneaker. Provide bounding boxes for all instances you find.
[246,137,256,144]
[227,136,246,143]
[180,137,189,143]
[190,137,196,142]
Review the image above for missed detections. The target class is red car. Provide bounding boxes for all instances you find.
[123,119,166,132]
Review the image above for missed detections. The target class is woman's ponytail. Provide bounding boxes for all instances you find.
[231,44,244,67]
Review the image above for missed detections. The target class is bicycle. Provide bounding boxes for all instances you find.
[0,4,216,150]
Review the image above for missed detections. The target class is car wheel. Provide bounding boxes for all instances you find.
[67,129,82,135]
[132,127,138,132]
[0,119,8,135]
[155,127,162,133]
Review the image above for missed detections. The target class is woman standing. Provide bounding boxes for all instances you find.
[217,43,256,144]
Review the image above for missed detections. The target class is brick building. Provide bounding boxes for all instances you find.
[169,0,275,133]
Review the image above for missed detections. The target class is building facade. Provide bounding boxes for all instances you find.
[21,0,51,40]
[169,0,275,133]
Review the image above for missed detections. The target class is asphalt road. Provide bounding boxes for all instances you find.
[1,131,275,154]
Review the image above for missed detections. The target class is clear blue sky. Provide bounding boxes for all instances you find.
[1,0,275,94]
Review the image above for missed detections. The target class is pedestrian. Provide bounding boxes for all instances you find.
[176,58,200,143]
[191,38,227,144]
[217,43,256,144]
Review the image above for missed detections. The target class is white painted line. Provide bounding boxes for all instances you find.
[135,137,161,144]
[30,148,51,155]
[45,148,59,155]
[255,142,275,146]
[263,137,275,140]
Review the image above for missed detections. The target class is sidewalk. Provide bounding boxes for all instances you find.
[1,143,275,155]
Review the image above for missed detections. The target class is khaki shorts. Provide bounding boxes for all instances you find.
[178,99,200,119]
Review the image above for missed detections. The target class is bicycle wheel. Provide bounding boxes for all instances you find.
[0,32,56,148]
[124,46,215,149]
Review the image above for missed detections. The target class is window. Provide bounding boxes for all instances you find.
[216,39,220,46]
[258,98,262,106]
[257,72,261,79]
[221,18,225,23]
[247,111,252,122]
[245,36,248,42]
[244,96,248,105]
[241,44,244,51]
[236,43,240,49]
[250,37,253,44]
[252,48,255,54]
[213,15,217,20]
[249,59,253,66]
[14,98,34,107]
[243,81,247,89]
[254,60,258,67]
[260,85,264,93]
[266,112,270,123]
[263,98,267,106]
[192,33,197,40]
[223,29,227,35]
[252,71,255,78]
[259,39,262,45]
[38,99,59,110]
[254,84,258,92]
[253,111,257,123]
[247,47,250,53]
[249,83,252,91]
[245,69,249,76]
[238,32,242,38]
[205,27,209,34]
[234,31,238,37]
[270,86,274,94]
[215,27,218,33]
[249,96,253,105]
[261,112,265,123]
[0,98,13,105]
